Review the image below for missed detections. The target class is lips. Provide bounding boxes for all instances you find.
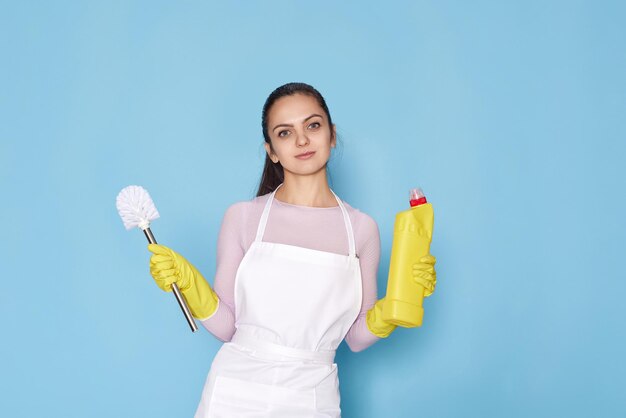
[295,151,316,160]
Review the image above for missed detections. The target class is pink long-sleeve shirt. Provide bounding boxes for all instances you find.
[200,192,381,352]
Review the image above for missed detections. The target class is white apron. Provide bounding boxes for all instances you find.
[194,185,362,418]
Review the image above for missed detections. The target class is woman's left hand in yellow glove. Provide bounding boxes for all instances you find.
[413,254,437,297]
[367,254,437,339]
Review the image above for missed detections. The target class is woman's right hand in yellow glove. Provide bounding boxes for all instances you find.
[148,243,198,292]
[148,244,219,320]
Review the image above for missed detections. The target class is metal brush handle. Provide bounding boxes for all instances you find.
[144,228,198,333]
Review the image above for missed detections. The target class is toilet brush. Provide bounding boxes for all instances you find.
[116,185,198,332]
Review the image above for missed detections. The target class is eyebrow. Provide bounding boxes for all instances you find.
[272,114,323,132]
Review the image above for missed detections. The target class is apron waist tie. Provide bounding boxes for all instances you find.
[231,330,336,364]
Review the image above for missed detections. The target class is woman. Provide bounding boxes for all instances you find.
[148,82,437,417]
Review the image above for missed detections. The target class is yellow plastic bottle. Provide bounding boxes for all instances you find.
[382,188,434,327]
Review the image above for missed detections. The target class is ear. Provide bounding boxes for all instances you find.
[264,142,279,163]
[331,124,337,148]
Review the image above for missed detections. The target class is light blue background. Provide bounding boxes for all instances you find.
[2,1,625,417]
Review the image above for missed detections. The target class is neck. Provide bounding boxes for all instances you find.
[275,170,337,207]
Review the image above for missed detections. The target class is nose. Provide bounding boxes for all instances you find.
[295,130,310,147]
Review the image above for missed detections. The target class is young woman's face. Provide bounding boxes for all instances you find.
[265,93,336,177]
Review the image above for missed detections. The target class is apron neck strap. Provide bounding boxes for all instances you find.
[255,183,357,257]
[329,189,357,257]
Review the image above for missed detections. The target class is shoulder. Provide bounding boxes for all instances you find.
[222,193,270,223]
[341,200,380,238]
[340,199,380,258]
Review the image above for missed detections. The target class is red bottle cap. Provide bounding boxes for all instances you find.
[409,187,427,207]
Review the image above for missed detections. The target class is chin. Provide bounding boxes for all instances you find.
[284,161,328,176]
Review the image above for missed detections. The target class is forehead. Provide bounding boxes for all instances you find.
[268,94,325,125]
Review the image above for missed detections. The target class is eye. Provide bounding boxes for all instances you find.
[308,122,321,130]
[278,130,290,138]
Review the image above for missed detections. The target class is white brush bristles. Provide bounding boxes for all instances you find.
[116,185,160,230]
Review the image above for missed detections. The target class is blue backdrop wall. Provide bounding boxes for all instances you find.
[2,1,625,417]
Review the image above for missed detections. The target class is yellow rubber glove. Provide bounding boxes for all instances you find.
[148,244,219,320]
[367,254,437,338]
[366,298,397,338]
[413,254,437,297]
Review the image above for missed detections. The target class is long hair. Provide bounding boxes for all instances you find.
[256,82,334,197]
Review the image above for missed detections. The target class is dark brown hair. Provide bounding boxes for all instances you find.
[256,82,335,196]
